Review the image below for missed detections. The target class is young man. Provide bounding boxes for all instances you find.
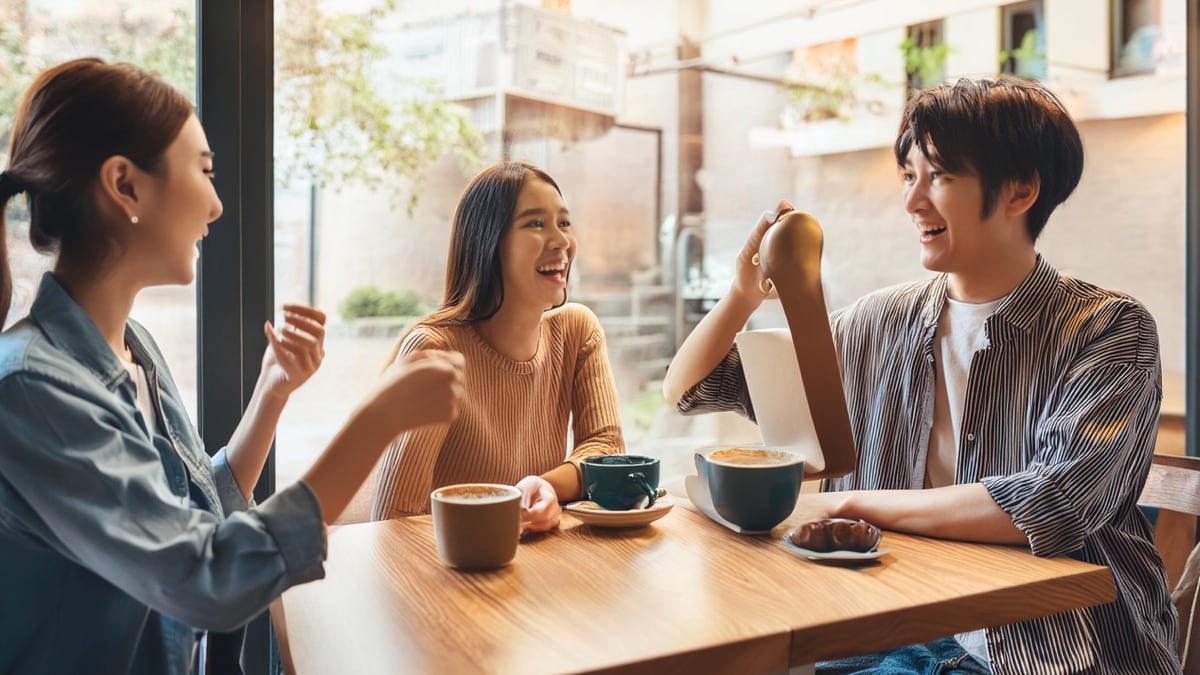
[663,77,1179,674]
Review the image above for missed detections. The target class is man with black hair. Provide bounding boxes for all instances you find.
[664,76,1179,673]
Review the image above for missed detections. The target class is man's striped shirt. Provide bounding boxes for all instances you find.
[679,255,1179,674]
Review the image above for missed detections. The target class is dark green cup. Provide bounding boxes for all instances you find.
[695,447,805,532]
[580,455,660,511]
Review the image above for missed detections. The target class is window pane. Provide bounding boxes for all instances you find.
[903,20,946,94]
[0,0,198,422]
[271,1,1192,513]
[272,0,679,513]
[1114,0,1162,76]
[1002,1,1046,80]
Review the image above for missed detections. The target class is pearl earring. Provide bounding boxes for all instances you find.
[130,215,139,224]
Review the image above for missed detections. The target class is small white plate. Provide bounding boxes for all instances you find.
[566,496,674,528]
[782,537,891,562]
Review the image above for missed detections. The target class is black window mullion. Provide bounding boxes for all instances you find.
[1188,0,1199,458]
[197,0,275,672]
[196,0,275,502]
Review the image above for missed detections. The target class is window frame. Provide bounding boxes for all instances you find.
[1187,0,1199,459]
[196,1,275,672]
[903,19,946,95]
[1111,0,1163,77]
[1001,0,1046,80]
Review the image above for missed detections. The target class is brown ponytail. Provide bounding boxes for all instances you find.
[1,57,193,326]
[0,172,18,324]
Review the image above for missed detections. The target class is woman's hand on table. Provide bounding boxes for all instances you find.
[516,475,562,535]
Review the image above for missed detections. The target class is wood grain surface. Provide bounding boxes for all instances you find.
[275,498,1116,675]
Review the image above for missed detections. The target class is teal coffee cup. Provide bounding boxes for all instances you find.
[580,455,660,511]
[695,447,805,532]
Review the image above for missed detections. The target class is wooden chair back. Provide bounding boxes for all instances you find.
[1139,453,1200,673]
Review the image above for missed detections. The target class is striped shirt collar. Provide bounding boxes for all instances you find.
[921,254,1060,344]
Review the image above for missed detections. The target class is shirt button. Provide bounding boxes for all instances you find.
[967,433,976,442]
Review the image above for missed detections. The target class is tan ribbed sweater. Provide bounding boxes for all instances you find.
[371,303,624,518]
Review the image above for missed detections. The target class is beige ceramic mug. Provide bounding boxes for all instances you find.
[430,483,521,570]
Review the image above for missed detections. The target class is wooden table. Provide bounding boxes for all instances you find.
[274,499,1116,675]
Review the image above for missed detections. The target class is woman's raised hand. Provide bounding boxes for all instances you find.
[261,304,327,399]
[732,200,794,304]
[301,349,464,525]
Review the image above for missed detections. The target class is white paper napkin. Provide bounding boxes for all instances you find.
[734,328,825,472]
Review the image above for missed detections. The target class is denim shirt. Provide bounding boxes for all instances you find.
[0,274,326,675]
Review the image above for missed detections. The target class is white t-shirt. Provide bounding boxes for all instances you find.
[927,295,1005,667]
[925,296,1004,488]
[121,358,160,438]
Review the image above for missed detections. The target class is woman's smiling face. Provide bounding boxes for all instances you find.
[498,177,576,312]
[131,114,223,285]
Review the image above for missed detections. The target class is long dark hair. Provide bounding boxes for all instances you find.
[428,160,565,326]
[384,161,565,366]
[0,58,193,325]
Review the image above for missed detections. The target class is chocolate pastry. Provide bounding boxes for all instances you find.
[787,518,881,553]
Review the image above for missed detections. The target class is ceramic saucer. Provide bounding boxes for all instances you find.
[565,496,674,528]
[782,537,891,562]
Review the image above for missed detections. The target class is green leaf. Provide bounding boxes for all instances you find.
[1,0,483,215]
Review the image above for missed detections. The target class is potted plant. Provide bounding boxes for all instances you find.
[338,285,431,336]
[899,36,952,95]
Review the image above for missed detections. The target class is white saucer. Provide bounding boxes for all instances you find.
[565,496,674,528]
[782,537,891,562]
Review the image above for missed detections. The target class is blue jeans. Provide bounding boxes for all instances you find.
[817,637,992,675]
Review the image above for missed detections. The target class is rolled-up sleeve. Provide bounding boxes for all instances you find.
[982,360,1161,558]
[0,373,326,632]
[675,344,757,421]
[255,481,327,585]
[210,447,251,514]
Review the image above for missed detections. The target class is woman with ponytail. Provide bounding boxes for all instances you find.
[0,58,465,674]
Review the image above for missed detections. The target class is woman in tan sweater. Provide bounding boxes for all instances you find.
[371,161,624,532]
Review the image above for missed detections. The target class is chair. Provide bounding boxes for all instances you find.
[1139,452,1200,673]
